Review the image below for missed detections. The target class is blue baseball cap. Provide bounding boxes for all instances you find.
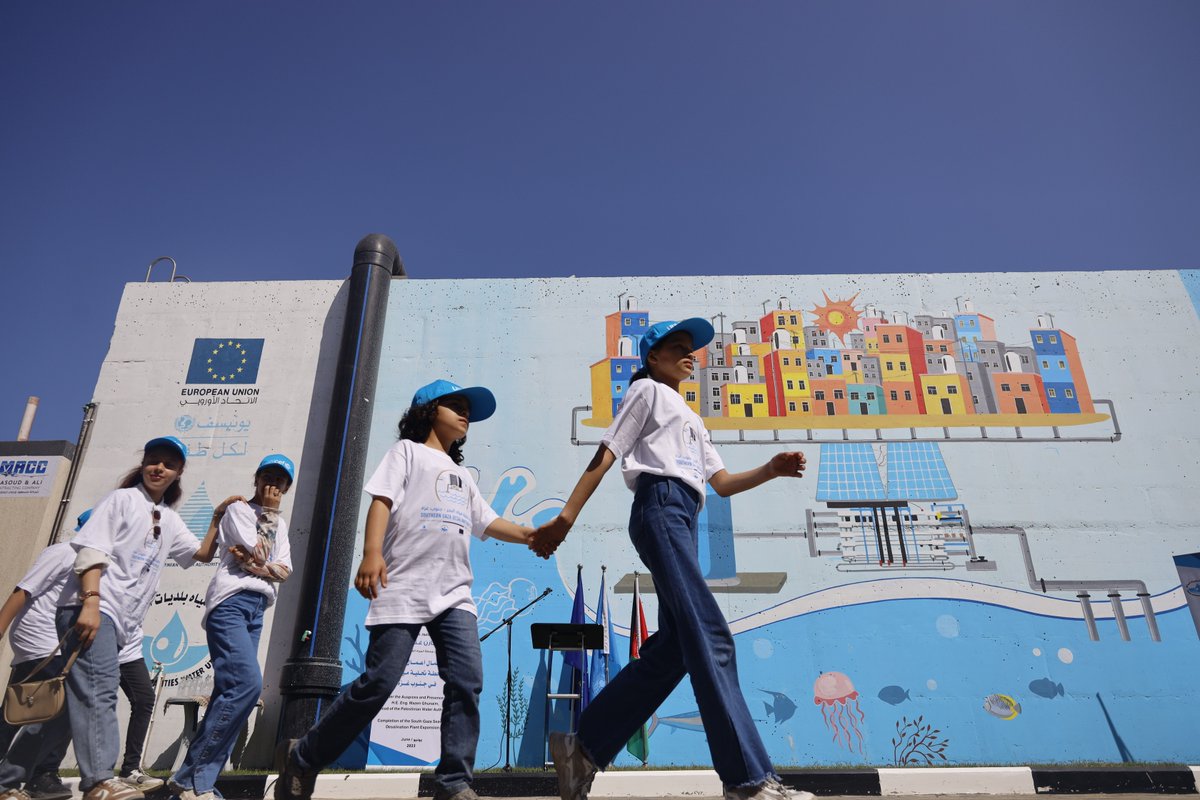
[256,453,296,482]
[411,379,497,422]
[75,508,93,532]
[144,435,188,463]
[639,318,716,365]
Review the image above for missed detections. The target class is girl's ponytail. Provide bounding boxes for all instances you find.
[629,365,651,383]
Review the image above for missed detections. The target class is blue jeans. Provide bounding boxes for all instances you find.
[576,475,777,789]
[0,654,73,790]
[56,607,120,791]
[294,608,483,796]
[171,591,267,793]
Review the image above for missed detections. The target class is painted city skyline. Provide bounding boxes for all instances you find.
[586,293,1105,430]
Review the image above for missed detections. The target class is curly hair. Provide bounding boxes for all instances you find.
[119,465,184,507]
[398,400,465,464]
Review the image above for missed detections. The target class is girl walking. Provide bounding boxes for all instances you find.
[58,436,209,800]
[168,454,296,800]
[276,379,536,800]
[531,319,811,800]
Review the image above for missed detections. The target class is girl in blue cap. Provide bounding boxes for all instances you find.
[57,436,212,800]
[532,319,811,800]
[168,454,296,800]
[277,379,533,800]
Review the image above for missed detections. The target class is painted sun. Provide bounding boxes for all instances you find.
[810,291,862,342]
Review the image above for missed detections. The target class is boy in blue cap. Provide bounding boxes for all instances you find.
[277,379,533,800]
[169,454,297,800]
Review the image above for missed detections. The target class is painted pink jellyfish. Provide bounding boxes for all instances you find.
[813,671,866,754]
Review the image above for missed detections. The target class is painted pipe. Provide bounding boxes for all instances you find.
[278,234,404,743]
[1078,592,1099,641]
[1108,591,1130,641]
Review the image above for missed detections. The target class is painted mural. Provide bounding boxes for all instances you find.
[327,269,1200,771]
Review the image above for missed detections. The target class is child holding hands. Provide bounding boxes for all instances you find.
[277,380,536,800]
[532,320,811,800]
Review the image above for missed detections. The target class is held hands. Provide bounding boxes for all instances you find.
[767,451,807,479]
[354,552,389,600]
[529,515,572,559]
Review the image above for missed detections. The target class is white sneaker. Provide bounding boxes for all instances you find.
[725,778,815,800]
[119,772,164,793]
[177,791,215,800]
[82,779,143,800]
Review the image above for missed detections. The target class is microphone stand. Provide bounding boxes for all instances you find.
[480,586,553,771]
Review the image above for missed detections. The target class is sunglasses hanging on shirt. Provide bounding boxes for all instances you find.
[145,507,162,547]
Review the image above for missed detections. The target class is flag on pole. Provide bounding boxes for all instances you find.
[589,567,622,700]
[564,564,591,720]
[625,571,650,763]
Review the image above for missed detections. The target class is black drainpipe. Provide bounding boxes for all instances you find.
[278,234,404,743]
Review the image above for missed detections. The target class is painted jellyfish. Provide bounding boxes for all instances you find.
[813,671,866,754]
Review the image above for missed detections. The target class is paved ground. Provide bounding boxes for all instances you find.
[356,796,1178,800]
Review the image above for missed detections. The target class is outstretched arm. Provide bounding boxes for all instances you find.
[530,444,617,558]
[485,518,535,544]
[708,451,806,498]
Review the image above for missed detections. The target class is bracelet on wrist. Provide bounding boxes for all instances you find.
[79,590,100,603]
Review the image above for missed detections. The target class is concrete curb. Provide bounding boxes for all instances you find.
[79,766,1199,798]
[877,767,1034,795]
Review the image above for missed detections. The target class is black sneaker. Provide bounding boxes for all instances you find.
[274,740,318,800]
[25,773,72,800]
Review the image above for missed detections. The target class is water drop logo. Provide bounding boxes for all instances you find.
[142,611,209,674]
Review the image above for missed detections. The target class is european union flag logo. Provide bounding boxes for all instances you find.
[185,338,265,384]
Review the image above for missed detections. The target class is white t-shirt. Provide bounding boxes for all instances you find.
[64,485,198,648]
[10,543,74,665]
[118,628,145,665]
[601,378,726,507]
[203,501,292,627]
[361,440,498,625]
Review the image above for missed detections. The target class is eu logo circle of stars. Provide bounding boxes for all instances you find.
[207,341,250,382]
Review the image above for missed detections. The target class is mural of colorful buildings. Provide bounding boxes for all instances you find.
[587,294,1098,428]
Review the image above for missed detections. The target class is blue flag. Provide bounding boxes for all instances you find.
[589,569,622,700]
[563,565,591,716]
[186,338,265,384]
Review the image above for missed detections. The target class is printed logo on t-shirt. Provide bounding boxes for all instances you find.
[435,470,469,507]
[677,421,703,479]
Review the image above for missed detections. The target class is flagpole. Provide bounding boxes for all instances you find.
[601,565,610,683]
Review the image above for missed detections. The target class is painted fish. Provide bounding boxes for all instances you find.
[761,690,798,724]
[877,685,911,705]
[1028,678,1065,699]
[983,693,1021,720]
[648,710,705,736]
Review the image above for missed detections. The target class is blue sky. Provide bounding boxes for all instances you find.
[2,2,1198,440]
